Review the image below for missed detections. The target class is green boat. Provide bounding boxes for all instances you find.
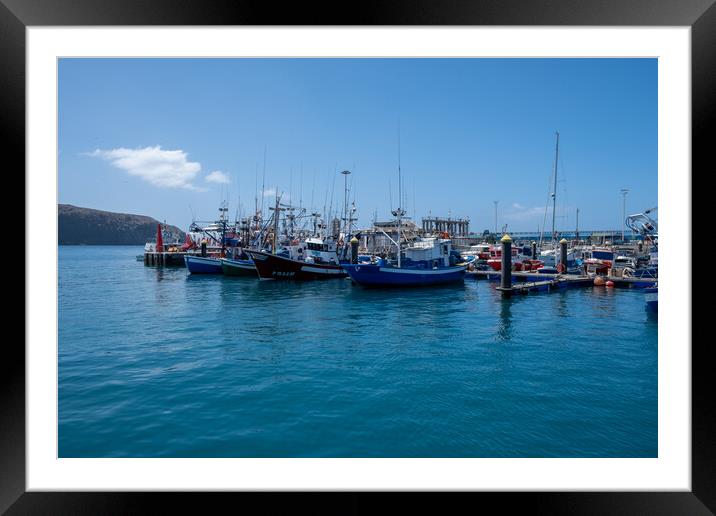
[221,257,257,277]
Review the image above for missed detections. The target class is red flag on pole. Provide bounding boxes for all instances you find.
[156,223,164,252]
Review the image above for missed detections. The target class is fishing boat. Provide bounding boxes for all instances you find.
[345,136,467,287]
[184,202,231,274]
[220,257,256,276]
[185,255,223,274]
[247,240,347,280]
[343,237,467,287]
[245,220,348,280]
[220,247,256,276]
[487,244,537,271]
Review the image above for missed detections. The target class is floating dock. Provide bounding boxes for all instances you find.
[472,234,657,297]
[469,270,656,291]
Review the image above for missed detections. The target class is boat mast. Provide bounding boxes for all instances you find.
[271,191,281,254]
[219,199,229,257]
[575,207,580,241]
[395,126,405,268]
[341,170,351,238]
[551,131,560,243]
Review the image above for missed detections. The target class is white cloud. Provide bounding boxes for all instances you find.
[504,203,545,221]
[263,188,277,197]
[205,170,231,184]
[88,146,203,190]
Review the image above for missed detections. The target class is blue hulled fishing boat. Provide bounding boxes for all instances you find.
[344,259,467,287]
[185,202,231,274]
[344,237,467,287]
[185,255,223,274]
[344,226,466,288]
[344,139,467,288]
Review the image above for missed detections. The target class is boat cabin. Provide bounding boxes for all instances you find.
[403,238,452,268]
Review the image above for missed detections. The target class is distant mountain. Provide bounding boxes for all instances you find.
[58,204,185,245]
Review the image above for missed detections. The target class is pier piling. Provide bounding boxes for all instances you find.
[350,236,359,264]
[498,234,513,295]
[532,241,537,259]
[559,238,568,271]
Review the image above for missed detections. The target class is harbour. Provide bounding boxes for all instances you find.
[55,57,662,462]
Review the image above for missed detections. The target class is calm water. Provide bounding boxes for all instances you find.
[58,246,657,457]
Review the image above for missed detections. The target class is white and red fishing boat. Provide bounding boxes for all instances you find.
[486,245,537,271]
[246,236,347,280]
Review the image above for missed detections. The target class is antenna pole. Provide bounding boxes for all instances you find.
[551,131,560,242]
[620,189,629,241]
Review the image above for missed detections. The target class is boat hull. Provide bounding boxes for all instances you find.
[343,263,467,287]
[221,258,257,277]
[185,255,223,274]
[246,250,347,280]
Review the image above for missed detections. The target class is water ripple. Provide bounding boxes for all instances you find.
[59,246,657,457]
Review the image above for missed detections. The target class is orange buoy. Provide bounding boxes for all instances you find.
[606,280,615,288]
[593,276,606,286]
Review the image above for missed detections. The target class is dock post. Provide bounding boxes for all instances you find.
[532,241,537,259]
[559,238,568,272]
[201,242,207,257]
[500,234,512,290]
[350,236,359,264]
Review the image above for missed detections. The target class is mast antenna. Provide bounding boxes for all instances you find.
[551,131,560,242]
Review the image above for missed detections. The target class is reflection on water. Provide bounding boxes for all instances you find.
[497,298,513,342]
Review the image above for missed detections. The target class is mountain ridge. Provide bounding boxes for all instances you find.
[58,204,184,245]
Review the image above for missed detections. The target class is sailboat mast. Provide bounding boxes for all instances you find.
[551,131,560,242]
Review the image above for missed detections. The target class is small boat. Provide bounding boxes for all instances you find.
[645,284,658,312]
[220,257,257,276]
[185,255,223,274]
[344,238,467,287]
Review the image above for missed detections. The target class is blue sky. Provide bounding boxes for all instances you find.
[58,58,656,233]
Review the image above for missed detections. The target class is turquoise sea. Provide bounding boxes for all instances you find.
[58,246,657,457]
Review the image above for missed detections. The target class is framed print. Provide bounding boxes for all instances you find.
[4,0,712,513]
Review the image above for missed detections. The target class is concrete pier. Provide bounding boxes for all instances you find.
[144,251,187,266]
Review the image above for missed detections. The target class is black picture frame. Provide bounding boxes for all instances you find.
[4,0,710,513]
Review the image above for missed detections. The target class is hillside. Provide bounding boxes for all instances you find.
[58,204,185,245]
